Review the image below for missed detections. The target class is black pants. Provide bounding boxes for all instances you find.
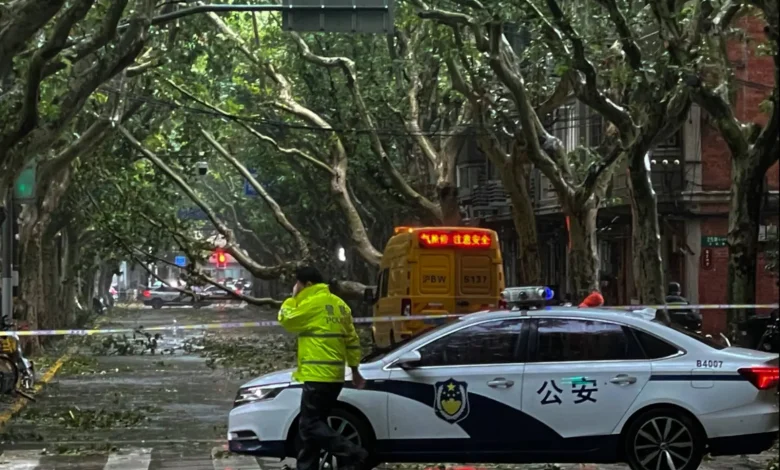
[297,382,367,470]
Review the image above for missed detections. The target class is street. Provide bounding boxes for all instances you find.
[0,306,775,470]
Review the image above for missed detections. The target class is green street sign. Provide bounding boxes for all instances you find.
[701,236,727,248]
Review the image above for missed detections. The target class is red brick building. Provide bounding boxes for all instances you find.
[457,15,778,334]
[696,15,779,332]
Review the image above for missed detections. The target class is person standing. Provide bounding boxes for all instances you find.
[278,266,369,470]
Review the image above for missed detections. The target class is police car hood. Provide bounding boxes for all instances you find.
[240,367,356,388]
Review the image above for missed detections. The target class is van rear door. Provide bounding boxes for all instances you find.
[455,250,495,312]
[417,252,454,297]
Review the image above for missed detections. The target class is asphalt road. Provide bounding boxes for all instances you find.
[0,306,775,470]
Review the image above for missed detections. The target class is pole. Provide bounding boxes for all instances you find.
[1,189,13,323]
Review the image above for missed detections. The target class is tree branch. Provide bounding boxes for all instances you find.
[689,84,749,158]
[0,0,67,81]
[40,100,143,184]
[41,0,131,79]
[199,127,311,260]
[163,77,335,175]
[119,124,300,280]
[206,12,383,267]
[201,180,268,253]
[592,0,644,71]
[540,0,636,140]
[291,33,442,221]
[15,0,96,146]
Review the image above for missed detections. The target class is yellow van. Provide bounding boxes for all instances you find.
[368,226,505,347]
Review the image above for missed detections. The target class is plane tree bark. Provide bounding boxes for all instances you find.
[0,0,154,196]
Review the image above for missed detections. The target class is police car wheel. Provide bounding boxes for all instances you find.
[151,298,163,309]
[623,408,704,470]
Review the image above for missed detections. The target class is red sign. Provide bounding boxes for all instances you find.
[701,248,713,270]
[418,231,492,248]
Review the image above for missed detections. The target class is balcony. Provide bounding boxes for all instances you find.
[458,178,512,221]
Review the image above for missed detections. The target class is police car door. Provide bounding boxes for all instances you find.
[521,317,651,448]
[386,318,527,458]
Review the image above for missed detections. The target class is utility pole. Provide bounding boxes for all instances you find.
[1,189,13,323]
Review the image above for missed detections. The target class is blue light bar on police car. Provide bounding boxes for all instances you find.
[501,286,555,306]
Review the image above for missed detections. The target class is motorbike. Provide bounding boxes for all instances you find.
[0,317,36,401]
[92,296,106,316]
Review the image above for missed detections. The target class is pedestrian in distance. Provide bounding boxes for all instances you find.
[665,282,689,304]
[278,266,369,470]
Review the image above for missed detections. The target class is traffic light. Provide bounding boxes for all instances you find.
[215,250,227,269]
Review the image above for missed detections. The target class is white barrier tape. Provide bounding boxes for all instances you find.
[601,303,778,310]
[0,304,776,337]
[0,313,463,337]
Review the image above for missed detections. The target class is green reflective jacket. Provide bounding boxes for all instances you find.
[278,284,361,383]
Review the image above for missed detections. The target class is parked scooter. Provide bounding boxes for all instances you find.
[92,296,106,316]
[754,310,779,353]
[0,317,35,401]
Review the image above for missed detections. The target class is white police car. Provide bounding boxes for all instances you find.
[227,307,779,470]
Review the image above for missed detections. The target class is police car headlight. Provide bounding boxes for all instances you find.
[234,383,289,407]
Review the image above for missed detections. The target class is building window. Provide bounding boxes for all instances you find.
[457,164,484,190]
[552,102,580,153]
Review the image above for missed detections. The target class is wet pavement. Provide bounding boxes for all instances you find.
[0,306,776,469]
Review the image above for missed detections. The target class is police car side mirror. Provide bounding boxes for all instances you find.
[363,288,376,304]
[393,350,422,369]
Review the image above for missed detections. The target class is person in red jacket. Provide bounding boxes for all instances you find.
[579,290,605,308]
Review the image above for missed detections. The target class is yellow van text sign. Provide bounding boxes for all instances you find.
[418,230,492,248]
[422,275,447,284]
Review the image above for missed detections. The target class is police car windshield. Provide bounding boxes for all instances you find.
[361,323,452,363]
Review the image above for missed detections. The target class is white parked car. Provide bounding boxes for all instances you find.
[227,307,779,470]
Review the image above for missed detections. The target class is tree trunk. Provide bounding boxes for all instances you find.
[727,154,765,338]
[18,209,44,354]
[79,256,97,308]
[498,160,542,285]
[437,183,462,226]
[565,204,600,300]
[627,156,666,306]
[61,224,81,325]
[41,238,59,329]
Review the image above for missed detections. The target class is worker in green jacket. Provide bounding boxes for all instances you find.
[278,266,368,470]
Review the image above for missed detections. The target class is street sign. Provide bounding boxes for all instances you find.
[174,256,187,267]
[244,169,258,197]
[701,248,713,270]
[701,236,727,248]
[13,162,36,203]
[282,0,393,33]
